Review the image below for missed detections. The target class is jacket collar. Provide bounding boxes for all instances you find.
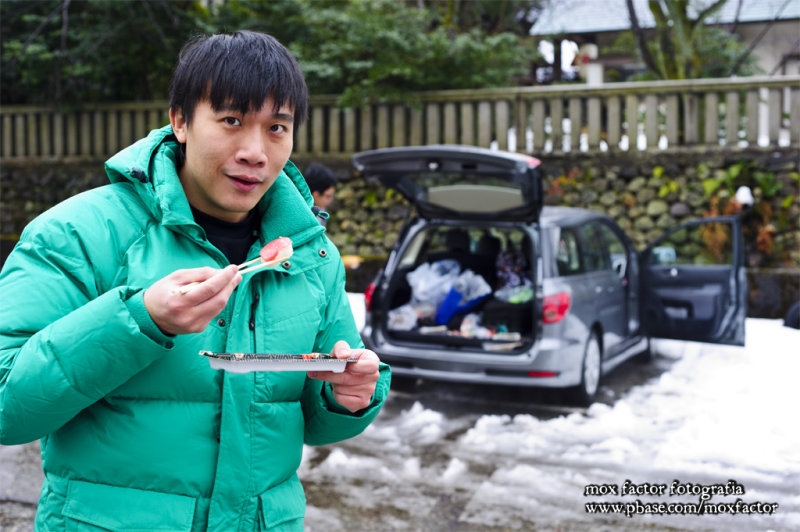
[256,162,324,248]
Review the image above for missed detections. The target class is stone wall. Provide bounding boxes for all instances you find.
[2,147,798,317]
[315,148,799,266]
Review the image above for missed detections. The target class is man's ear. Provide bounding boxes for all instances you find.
[169,107,187,143]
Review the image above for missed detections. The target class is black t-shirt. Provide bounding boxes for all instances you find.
[191,207,259,265]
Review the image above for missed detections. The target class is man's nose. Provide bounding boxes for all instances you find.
[236,129,268,166]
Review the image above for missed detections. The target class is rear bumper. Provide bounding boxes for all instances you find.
[362,326,587,389]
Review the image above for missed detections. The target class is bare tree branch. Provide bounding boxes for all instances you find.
[731,0,792,76]
[692,0,727,30]
[626,0,662,78]
[728,0,744,34]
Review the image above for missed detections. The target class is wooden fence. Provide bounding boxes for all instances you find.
[2,75,799,163]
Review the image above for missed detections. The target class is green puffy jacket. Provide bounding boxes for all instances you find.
[0,126,391,531]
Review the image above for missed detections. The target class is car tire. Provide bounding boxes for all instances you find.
[568,331,602,406]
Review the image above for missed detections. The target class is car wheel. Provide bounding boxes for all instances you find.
[568,331,602,406]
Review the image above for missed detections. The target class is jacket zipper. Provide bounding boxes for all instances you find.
[249,292,260,331]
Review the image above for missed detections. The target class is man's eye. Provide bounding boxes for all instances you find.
[271,124,288,133]
[223,117,241,126]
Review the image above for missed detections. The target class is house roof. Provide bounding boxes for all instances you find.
[529,0,800,36]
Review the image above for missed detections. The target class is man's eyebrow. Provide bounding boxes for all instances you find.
[272,111,294,123]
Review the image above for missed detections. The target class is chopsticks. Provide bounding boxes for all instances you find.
[237,256,285,274]
[171,257,285,295]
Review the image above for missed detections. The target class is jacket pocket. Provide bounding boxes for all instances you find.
[62,479,195,531]
[257,475,306,531]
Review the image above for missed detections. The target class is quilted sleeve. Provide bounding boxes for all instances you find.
[0,213,173,445]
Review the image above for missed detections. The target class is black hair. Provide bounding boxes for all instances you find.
[169,30,308,128]
[303,163,338,194]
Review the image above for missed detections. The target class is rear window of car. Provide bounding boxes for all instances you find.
[413,172,525,214]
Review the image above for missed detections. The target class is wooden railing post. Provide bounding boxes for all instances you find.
[551,97,563,153]
[477,101,491,147]
[606,96,621,150]
[459,102,474,146]
[625,95,638,150]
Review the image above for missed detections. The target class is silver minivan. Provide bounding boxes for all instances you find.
[353,145,747,404]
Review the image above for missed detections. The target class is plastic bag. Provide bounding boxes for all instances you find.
[406,260,460,309]
[495,280,534,303]
[460,313,493,339]
[434,269,492,325]
[452,269,491,302]
[387,304,418,331]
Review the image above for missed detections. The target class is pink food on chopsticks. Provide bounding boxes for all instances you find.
[259,236,293,263]
[237,236,293,274]
[172,236,294,295]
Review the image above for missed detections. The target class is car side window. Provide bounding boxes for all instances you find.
[556,229,581,276]
[597,224,628,278]
[650,222,734,266]
[579,223,611,272]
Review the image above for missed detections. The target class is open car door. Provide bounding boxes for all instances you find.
[640,216,746,346]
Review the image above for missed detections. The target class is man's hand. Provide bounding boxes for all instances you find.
[143,265,242,335]
[308,340,380,413]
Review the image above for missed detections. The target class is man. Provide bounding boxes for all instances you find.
[0,31,390,531]
[303,162,337,225]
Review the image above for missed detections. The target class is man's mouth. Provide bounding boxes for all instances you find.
[228,175,260,192]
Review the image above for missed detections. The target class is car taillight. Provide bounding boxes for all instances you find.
[364,281,376,312]
[542,292,570,324]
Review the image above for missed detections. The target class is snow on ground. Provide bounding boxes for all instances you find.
[303,297,800,530]
[449,319,800,530]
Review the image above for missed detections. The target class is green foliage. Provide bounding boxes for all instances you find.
[700,160,768,199]
[697,26,761,78]
[1,0,537,107]
[601,31,636,56]
[425,0,542,35]
[291,0,535,107]
[1,0,208,106]
[702,177,723,197]
[753,171,783,198]
[363,189,378,206]
[658,179,678,198]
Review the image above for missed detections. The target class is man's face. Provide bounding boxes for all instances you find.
[169,97,294,223]
[312,186,335,210]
